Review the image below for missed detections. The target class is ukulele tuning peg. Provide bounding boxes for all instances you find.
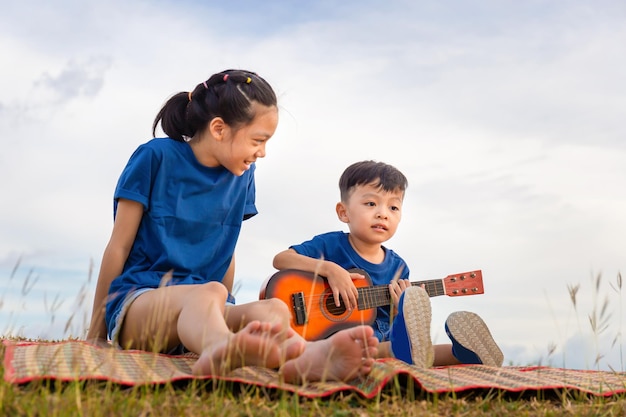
[452,290,459,294]
[450,277,457,282]
[459,275,466,280]
[472,287,479,292]
[470,273,476,278]
[462,289,468,293]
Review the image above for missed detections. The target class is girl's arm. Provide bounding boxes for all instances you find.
[273,249,363,310]
[222,255,235,293]
[86,199,143,344]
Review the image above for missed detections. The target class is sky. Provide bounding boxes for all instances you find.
[1,0,625,371]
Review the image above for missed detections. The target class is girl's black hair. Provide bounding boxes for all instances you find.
[152,69,277,141]
[339,160,408,201]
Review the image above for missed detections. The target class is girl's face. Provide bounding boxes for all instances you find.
[215,103,278,176]
[337,182,404,246]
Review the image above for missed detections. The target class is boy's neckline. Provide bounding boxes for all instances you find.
[346,233,386,264]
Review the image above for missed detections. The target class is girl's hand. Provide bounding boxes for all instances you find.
[87,337,113,349]
[389,279,412,309]
[325,266,364,311]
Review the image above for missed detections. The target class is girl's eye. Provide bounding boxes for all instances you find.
[391,206,399,211]
[366,202,376,207]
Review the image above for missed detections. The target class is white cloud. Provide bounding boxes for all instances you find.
[0,0,624,370]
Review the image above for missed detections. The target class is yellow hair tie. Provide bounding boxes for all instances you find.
[246,77,252,84]
[188,91,192,101]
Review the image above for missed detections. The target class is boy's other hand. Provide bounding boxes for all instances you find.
[389,279,412,309]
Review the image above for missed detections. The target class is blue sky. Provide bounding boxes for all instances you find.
[1,0,625,370]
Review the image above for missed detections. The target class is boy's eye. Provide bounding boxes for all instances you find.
[365,202,376,207]
[391,206,399,211]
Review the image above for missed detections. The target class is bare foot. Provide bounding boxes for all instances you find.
[279,325,379,383]
[279,327,307,363]
[192,321,285,376]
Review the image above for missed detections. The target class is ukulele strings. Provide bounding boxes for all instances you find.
[294,281,443,318]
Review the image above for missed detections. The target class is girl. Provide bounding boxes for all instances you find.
[86,69,378,382]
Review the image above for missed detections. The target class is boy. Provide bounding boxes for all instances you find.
[273,160,503,367]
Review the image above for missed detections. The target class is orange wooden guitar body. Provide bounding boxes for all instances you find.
[259,269,484,341]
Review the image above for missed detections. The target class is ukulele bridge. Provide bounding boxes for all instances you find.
[291,291,308,325]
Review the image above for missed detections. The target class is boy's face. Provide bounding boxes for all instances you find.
[336,182,404,245]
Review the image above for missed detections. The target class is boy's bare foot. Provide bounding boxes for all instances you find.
[192,320,289,375]
[279,325,379,383]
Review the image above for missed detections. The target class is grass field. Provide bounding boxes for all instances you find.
[1,267,625,416]
[1,350,625,417]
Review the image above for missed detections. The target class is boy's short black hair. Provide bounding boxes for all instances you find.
[339,160,408,202]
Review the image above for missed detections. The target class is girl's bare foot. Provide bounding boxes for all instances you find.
[280,325,379,383]
[192,320,285,375]
[279,327,307,363]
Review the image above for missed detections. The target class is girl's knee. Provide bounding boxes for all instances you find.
[196,281,229,301]
[262,298,290,318]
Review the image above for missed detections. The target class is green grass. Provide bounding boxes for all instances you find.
[1,355,625,417]
[1,264,625,416]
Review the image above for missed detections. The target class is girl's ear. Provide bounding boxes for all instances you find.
[336,201,349,223]
[208,117,227,140]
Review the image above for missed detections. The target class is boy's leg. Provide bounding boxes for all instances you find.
[432,344,459,366]
[120,281,287,375]
[388,286,434,367]
[444,311,504,367]
[377,341,392,358]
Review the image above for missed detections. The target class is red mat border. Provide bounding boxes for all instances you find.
[3,339,626,398]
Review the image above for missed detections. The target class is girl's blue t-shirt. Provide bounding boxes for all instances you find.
[106,138,257,327]
[289,231,410,341]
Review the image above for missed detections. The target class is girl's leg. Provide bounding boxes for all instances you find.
[224,298,307,361]
[119,282,285,375]
[226,300,380,382]
[224,298,292,332]
[280,325,379,383]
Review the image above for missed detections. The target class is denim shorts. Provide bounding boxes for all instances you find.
[107,287,236,352]
[372,318,391,342]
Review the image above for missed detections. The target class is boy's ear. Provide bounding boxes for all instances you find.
[336,202,349,223]
[208,117,226,140]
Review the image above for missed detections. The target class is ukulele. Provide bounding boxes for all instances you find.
[259,269,484,340]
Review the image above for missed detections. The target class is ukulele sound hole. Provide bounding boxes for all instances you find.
[320,289,350,322]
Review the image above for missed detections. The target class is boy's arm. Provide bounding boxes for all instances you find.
[86,199,143,345]
[273,248,363,310]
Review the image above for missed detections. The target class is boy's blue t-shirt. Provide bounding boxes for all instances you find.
[105,138,257,331]
[289,231,410,341]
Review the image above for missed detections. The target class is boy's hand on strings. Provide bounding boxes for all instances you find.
[389,279,412,309]
[324,263,363,310]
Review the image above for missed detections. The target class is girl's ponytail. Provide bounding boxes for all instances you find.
[152,69,277,142]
